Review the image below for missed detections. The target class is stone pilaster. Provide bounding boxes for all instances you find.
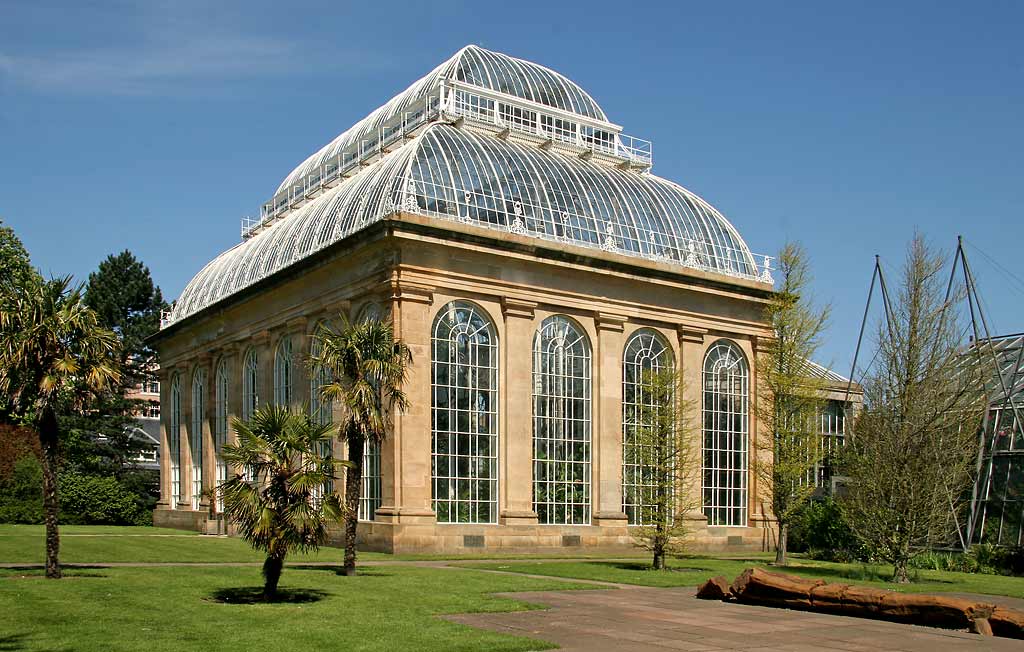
[376,280,435,524]
[176,364,192,510]
[222,343,243,478]
[195,352,213,512]
[593,312,628,527]
[156,366,173,510]
[677,325,708,526]
[499,297,538,525]
[289,316,310,411]
[253,329,272,411]
[750,335,774,530]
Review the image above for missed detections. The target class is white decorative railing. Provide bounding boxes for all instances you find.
[395,177,773,284]
[442,81,653,167]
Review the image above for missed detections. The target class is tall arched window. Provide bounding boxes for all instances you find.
[702,340,749,526]
[214,359,228,513]
[190,368,206,511]
[431,301,499,523]
[169,373,181,508]
[533,315,591,525]
[273,336,293,406]
[309,328,335,502]
[622,329,674,525]
[242,348,259,421]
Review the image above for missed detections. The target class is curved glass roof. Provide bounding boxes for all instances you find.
[276,45,606,194]
[169,123,760,324]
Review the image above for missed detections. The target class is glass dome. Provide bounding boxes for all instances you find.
[276,45,606,195]
[171,123,760,324]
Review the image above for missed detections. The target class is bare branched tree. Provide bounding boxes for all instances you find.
[842,234,985,583]
[755,242,831,566]
[627,368,699,569]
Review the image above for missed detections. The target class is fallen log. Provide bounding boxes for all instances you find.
[990,607,1024,640]
[730,567,824,609]
[710,568,1006,637]
[695,576,731,600]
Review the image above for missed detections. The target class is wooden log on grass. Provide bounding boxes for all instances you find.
[720,568,999,635]
[990,607,1024,639]
[695,576,731,600]
[729,567,824,608]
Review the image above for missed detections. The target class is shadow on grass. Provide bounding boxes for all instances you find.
[0,567,108,580]
[604,561,716,574]
[289,564,394,577]
[207,587,330,604]
[0,633,29,651]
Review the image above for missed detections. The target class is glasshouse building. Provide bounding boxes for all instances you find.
[970,333,1024,547]
[152,45,858,552]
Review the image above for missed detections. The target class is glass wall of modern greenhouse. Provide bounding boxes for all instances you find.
[971,333,1024,546]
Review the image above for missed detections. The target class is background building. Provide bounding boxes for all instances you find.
[152,45,857,552]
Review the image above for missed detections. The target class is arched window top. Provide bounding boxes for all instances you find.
[704,339,748,376]
[309,323,333,426]
[433,301,496,345]
[192,366,206,388]
[242,348,259,420]
[243,348,258,370]
[355,301,389,324]
[534,314,589,357]
[215,358,228,385]
[624,329,674,373]
[274,335,294,405]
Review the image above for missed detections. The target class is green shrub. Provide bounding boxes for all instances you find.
[790,497,865,562]
[59,473,147,525]
[0,454,43,523]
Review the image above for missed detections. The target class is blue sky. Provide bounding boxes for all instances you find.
[2,0,1021,376]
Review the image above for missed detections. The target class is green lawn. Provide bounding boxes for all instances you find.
[0,524,377,564]
[467,557,1024,599]
[8,525,1024,651]
[0,524,650,564]
[0,564,604,652]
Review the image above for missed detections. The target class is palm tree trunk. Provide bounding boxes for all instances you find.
[262,552,285,601]
[343,435,364,577]
[39,405,61,579]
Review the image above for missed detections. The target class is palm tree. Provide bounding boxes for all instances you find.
[219,404,343,600]
[310,316,411,576]
[0,276,119,578]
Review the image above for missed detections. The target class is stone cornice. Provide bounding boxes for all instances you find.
[389,278,434,305]
[595,312,627,332]
[677,325,708,345]
[501,297,537,320]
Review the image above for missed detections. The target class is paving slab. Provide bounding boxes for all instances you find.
[446,587,1024,651]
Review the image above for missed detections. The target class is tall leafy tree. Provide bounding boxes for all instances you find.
[84,250,166,387]
[842,235,985,583]
[220,405,343,600]
[755,242,831,566]
[0,277,119,577]
[73,252,167,476]
[626,368,698,569]
[0,219,41,422]
[310,316,411,576]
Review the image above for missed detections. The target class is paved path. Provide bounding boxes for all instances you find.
[447,587,1024,651]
